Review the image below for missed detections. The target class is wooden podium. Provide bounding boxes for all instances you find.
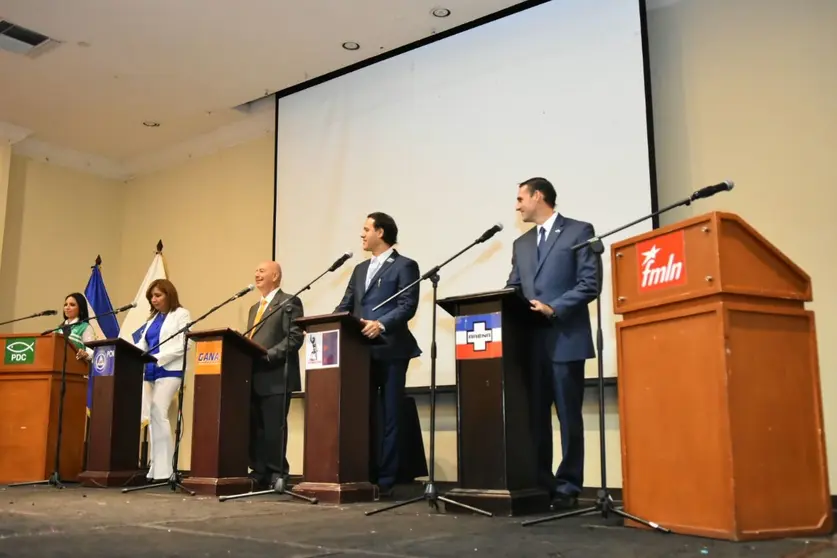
[182,328,265,496]
[292,312,379,504]
[0,333,88,484]
[611,211,832,541]
[78,338,153,487]
[436,288,551,516]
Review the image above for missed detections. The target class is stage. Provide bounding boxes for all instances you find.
[1,484,833,557]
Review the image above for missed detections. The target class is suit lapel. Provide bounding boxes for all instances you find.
[252,291,283,338]
[534,214,566,277]
[362,250,399,299]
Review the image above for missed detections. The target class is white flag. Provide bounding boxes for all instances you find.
[119,253,167,344]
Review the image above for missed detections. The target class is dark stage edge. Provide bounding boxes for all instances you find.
[1,484,835,558]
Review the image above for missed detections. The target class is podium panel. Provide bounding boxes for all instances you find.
[183,329,263,496]
[612,211,831,541]
[438,289,550,516]
[0,334,88,484]
[292,312,376,504]
[79,338,151,488]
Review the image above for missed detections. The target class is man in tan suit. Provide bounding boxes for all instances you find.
[246,260,304,488]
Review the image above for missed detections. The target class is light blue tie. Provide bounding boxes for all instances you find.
[365,258,379,289]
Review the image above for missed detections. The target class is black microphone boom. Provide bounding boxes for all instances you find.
[572,179,736,252]
[0,309,58,327]
[690,180,734,201]
[328,251,353,272]
[476,222,504,244]
[39,302,137,336]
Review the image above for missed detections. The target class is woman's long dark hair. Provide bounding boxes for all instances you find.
[63,292,90,322]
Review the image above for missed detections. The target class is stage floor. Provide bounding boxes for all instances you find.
[1,483,834,557]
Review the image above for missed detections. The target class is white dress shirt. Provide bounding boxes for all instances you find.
[365,246,394,289]
[538,212,559,244]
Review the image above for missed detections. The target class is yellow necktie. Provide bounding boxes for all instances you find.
[249,299,268,338]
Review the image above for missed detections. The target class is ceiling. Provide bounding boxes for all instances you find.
[0,0,532,180]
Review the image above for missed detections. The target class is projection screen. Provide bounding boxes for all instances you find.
[274,0,657,388]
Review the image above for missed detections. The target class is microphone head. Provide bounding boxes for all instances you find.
[43,309,58,316]
[247,284,255,292]
[494,222,504,231]
[344,251,353,258]
[725,180,735,190]
[130,301,138,309]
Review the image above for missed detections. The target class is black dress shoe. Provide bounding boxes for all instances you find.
[549,493,579,511]
[248,472,268,488]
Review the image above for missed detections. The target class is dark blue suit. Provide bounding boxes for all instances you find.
[506,213,599,497]
[336,249,421,488]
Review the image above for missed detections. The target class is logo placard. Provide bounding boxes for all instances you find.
[455,312,503,360]
[194,340,223,375]
[637,230,687,291]
[4,337,36,365]
[93,346,116,376]
[306,330,339,370]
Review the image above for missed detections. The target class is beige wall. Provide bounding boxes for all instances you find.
[0,156,125,327]
[1,0,835,487]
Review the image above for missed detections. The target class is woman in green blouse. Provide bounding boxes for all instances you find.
[61,292,97,362]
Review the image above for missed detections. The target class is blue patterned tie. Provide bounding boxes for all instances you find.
[537,227,546,262]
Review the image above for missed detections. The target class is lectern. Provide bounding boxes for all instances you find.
[182,328,265,496]
[437,288,550,516]
[612,211,832,541]
[79,338,154,487]
[292,312,380,504]
[0,333,88,484]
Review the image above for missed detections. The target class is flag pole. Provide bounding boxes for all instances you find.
[82,255,102,473]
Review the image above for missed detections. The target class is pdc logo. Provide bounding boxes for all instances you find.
[93,347,115,376]
[4,338,36,365]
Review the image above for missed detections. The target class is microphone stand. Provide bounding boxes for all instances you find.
[0,310,55,327]
[8,306,132,489]
[123,290,250,496]
[365,232,498,518]
[221,263,347,504]
[521,189,725,529]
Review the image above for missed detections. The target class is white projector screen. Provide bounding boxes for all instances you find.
[274,0,656,389]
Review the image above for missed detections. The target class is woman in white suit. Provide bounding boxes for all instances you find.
[133,278,191,482]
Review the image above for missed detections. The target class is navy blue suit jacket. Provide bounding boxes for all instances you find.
[506,214,599,363]
[335,249,422,361]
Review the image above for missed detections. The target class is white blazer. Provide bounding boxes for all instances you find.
[134,307,192,371]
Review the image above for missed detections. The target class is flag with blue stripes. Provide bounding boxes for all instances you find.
[84,264,120,412]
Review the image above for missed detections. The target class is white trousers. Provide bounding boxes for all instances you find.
[143,377,182,480]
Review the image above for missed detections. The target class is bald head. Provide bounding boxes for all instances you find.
[254,260,282,296]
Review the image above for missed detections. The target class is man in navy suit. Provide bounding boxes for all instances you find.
[335,212,421,497]
[506,177,599,511]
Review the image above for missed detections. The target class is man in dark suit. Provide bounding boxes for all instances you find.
[247,260,304,489]
[506,177,599,510]
[335,212,421,497]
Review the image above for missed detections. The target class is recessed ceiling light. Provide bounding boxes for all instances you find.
[342,41,360,51]
[432,7,451,17]
[143,121,160,127]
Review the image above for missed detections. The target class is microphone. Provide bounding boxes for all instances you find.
[690,180,734,201]
[113,302,138,313]
[232,284,255,300]
[34,309,58,317]
[476,222,504,243]
[328,251,353,272]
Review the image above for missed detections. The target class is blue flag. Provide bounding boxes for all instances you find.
[84,264,120,412]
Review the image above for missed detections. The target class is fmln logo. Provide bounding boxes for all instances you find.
[636,230,688,291]
[4,337,36,365]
